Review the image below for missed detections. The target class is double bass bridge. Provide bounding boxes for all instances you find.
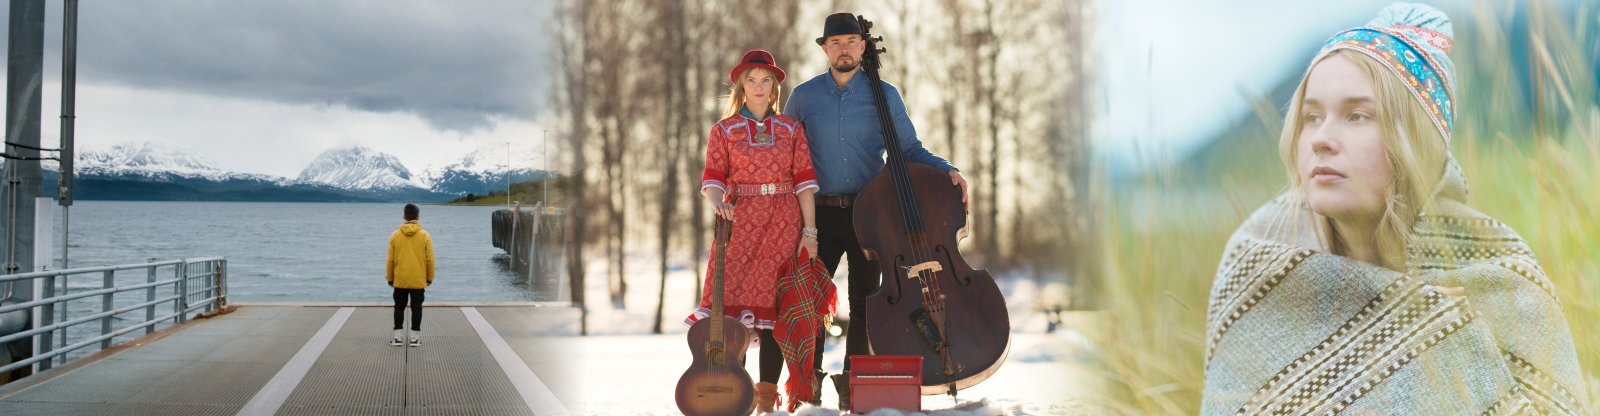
[905,261,942,281]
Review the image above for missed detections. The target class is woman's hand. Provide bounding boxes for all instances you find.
[798,236,819,259]
[705,189,735,221]
[711,199,736,221]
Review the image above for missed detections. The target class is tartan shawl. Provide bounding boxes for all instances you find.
[1202,194,1590,415]
[773,249,838,411]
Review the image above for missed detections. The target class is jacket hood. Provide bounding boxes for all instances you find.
[400,221,421,236]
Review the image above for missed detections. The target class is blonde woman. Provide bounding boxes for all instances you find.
[1203,3,1589,415]
[685,49,821,413]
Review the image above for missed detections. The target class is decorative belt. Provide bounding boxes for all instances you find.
[816,194,856,208]
[732,182,792,196]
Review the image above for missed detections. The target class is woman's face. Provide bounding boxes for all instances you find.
[741,67,776,110]
[1297,54,1391,224]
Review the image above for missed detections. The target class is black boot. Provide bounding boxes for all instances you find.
[831,372,850,410]
[810,369,828,406]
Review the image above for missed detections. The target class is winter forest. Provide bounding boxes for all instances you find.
[545,0,1095,334]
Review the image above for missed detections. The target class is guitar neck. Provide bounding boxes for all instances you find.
[709,216,731,338]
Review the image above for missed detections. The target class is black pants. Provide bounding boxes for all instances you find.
[393,288,424,331]
[745,328,826,384]
[747,329,780,384]
[815,205,880,372]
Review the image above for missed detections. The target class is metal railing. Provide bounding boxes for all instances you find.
[0,257,227,374]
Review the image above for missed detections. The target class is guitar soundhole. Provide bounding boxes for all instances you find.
[708,347,726,366]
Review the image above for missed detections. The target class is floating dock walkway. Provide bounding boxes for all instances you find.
[0,304,574,415]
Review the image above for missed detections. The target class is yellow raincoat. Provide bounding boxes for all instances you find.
[386,221,434,289]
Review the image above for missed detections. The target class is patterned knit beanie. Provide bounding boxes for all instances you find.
[1314,2,1456,145]
[1308,2,1468,201]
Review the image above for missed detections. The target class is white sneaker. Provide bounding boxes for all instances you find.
[390,329,404,346]
[409,331,421,347]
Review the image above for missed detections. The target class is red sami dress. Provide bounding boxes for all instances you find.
[685,111,818,331]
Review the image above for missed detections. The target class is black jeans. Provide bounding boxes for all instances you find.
[745,328,826,384]
[393,288,424,331]
[814,205,880,372]
[752,329,780,384]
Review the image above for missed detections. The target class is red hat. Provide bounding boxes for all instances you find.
[729,50,785,85]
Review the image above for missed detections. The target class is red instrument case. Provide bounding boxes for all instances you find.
[849,355,922,414]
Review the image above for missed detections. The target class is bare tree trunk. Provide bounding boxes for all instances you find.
[652,0,685,335]
[602,123,620,309]
[612,115,629,310]
[686,0,710,308]
[982,0,1002,267]
[553,0,591,335]
[687,1,717,307]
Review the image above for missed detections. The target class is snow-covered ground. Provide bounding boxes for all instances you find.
[534,250,1114,415]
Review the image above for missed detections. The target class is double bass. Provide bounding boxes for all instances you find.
[675,211,756,416]
[852,15,1011,396]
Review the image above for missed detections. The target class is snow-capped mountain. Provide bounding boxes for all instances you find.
[17,141,540,202]
[418,143,550,195]
[74,141,283,184]
[296,146,427,191]
[82,141,220,173]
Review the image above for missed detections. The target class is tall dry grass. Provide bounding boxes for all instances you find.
[1092,2,1600,414]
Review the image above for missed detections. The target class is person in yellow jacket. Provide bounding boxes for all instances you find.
[387,203,434,347]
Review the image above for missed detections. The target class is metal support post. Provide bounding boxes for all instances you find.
[99,270,110,349]
[145,266,156,334]
[174,262,186,323]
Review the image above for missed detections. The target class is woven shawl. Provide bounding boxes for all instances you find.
[773,249,838,411]
[1202,194,1591,415]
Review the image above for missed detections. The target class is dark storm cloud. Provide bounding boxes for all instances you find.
[37,0,547,131]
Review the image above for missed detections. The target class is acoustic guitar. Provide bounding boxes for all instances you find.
[675,210,756,416]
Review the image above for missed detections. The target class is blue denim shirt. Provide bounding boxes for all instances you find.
[784,69,955,196]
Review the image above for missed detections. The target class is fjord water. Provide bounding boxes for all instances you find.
[31,201,537,362]
[56,201,533,302]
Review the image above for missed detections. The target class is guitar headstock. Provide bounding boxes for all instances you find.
[856,15,886,73]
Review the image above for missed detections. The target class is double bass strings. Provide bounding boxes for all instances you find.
[860,28,949,355]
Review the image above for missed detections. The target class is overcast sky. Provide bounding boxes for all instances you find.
[2,0,551,178]
[4,1,1549,178]
[1096,0,1477,169]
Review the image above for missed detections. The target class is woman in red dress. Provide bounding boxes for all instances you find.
[684,50,819,413]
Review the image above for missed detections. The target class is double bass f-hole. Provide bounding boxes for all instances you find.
[888,255,908,304]
[935,245,972,286]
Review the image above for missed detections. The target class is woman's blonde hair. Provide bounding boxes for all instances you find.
[1278,49,1450,270]
[721,67,782,120]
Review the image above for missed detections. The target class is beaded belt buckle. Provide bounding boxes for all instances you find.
[734,182,790,196]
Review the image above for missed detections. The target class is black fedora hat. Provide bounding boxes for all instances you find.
[815,12,862,45]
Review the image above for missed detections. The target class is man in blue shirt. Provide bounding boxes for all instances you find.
[784,12,969,408]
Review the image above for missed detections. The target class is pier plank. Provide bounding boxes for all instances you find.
[0,305,574,415]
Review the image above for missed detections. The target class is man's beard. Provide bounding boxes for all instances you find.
[832,56,859,73]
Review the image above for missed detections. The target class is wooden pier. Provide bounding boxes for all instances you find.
[0,304,577,415]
